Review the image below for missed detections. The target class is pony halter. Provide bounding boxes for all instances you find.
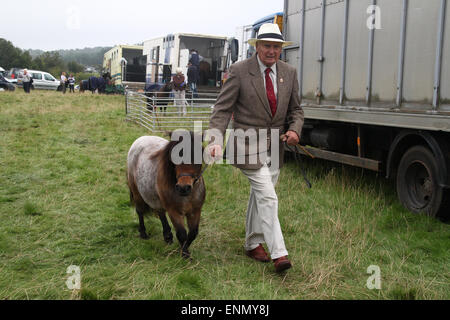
[176,164,209,184]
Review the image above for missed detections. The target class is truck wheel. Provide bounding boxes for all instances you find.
[396,145,445,218]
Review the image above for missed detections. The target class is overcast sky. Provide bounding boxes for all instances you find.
[2,0,284,51]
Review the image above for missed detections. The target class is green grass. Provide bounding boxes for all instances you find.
[0,90,449,300]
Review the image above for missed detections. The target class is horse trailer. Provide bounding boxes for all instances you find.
[103,45,147,90]
[143,33,237,88]
[282,0,450,218]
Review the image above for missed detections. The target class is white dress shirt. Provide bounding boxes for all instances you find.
[256,55,278,97]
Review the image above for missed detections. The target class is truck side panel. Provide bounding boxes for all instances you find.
[345,0,370,102]
[371,0,402,103]
[322,1,345,101]
[402,0,439,104]
[284,0,450,127]
[301,4,322,100]
[441,0,450,104]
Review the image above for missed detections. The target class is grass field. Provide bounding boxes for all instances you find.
[0,90,449,300]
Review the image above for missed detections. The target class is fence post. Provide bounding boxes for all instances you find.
[125,89,128,115]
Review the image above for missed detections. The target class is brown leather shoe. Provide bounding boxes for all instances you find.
[273,256,292,273]
[246,244,270,263]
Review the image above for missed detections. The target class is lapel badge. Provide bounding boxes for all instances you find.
[280,78,284,83]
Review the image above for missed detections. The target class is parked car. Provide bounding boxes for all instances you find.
[5,67,23,84]
[0,67,6,76]
[0,73,15,91]
[17,70,61,90]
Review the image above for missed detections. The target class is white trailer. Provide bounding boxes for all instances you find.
[143,33,235,88]
[103,45,146,90]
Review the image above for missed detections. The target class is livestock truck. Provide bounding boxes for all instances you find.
[143,33,238,88]
[282,0,450,219]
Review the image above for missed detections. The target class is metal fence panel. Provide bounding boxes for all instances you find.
[125,90,217,133]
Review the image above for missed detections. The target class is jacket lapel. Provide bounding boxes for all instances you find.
[248,56,273,118]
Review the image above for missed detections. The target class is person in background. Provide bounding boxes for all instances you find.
[172,67,188,116]
[68,74,75,93]
[60,72,67,94]
[22,69,31,93]
[189,49,202,87]
[189,49,201,67]
[187,62,199,98]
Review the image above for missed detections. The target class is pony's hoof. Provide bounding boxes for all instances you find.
[182,251,191,259]
[164,234,173,244]
[139,233,149,240]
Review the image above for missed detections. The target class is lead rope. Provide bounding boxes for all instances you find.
[284,141,312,189]
[193,164,209,184]
[193,142,311,188]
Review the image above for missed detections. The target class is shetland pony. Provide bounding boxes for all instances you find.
[127,132,206,258]
[145,82,173,114]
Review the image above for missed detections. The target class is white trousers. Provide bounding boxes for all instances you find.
[173,90,187,115]
[240,162,288,260]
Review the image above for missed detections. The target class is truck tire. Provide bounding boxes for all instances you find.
[396,145,447,218]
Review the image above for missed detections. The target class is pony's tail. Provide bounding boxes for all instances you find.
[129,190,134,206]
[126,170,135,206]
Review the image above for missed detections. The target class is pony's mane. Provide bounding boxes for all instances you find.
[152,140,178,186]
[151,132,204,186]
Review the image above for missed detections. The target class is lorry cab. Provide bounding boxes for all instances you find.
[237,12,284,61]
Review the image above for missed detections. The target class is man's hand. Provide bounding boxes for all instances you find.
[282,131,300,146]
[207,144,223,162]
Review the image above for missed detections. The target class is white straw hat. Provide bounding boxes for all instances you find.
[247,23,293,47]
[176,67,183,74]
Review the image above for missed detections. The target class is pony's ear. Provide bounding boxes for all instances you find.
[167,139,176,153]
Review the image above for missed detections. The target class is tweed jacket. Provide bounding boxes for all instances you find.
[209,55,304,170]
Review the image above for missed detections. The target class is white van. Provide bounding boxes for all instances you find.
[18,70,61,90]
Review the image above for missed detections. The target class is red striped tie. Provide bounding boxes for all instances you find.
[265,68,277,117]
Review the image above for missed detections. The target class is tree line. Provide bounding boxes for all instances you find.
[27,46,112,68]
[0,38,111,80]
